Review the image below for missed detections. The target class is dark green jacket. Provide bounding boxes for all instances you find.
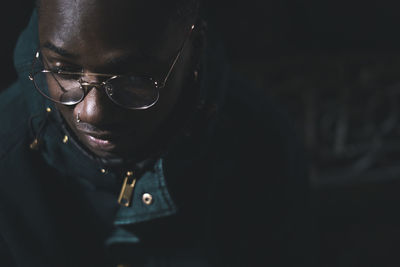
[0,10,312,267]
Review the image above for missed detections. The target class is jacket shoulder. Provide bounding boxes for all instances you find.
[0,82,32,160]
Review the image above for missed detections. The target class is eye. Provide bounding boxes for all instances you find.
[51,65,82,73]
[50,65,83,80]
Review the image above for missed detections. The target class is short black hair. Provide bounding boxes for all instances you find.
[174,0,201,22]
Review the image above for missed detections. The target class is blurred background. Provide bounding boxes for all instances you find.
[3,0,400,266]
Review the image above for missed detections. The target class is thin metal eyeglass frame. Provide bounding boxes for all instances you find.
[29,24,195,110]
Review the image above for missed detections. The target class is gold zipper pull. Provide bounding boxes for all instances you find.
[118,171,137,207]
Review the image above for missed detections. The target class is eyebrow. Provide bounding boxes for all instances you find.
[105,54,159,67]
[41,41,164,74]
[42,42,78,58]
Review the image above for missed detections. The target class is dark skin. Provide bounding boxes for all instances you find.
[38,0,202,160]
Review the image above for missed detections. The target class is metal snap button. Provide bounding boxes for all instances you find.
[142,193,153,205]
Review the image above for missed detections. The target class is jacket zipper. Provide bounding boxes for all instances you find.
[118,171,136,207]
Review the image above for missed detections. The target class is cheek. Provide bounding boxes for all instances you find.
[46,77,60,99]
[46,74,84,105]
[56,103,75,127]
[158,84,181,108]
[155,49,194,112]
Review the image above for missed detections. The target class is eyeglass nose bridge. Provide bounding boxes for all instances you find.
[78,80,117,103]
[79,80,107,92]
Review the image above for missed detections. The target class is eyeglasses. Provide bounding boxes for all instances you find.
[29,24,195,110]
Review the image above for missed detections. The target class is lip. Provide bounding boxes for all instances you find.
[81,131,119,151]
[88,135,113,145]
[75,123,137,153]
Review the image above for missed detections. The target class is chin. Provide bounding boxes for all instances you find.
[87,146,131,160]
[86,142,147,162]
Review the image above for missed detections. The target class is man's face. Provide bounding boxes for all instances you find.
[38,0,196,159]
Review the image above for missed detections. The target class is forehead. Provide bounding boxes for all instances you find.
[38,0,188,62]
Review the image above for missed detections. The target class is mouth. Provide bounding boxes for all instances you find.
[80,131,119,151]
[73,122,138,156]
[88,135,114,146]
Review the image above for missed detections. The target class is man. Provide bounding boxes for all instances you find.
[0,0,312,266]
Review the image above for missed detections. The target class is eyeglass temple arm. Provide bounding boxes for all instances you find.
[32,24,195,86]
[160,24,195,87]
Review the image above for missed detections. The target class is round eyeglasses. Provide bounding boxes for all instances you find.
[29,24,195,110]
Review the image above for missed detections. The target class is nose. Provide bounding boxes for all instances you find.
[73,84,117,128]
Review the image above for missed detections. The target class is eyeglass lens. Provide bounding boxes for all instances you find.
[32,54,160,109]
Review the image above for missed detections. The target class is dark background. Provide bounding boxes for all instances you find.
[3,1,400,266]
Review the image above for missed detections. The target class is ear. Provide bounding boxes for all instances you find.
[191,18,207,69]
